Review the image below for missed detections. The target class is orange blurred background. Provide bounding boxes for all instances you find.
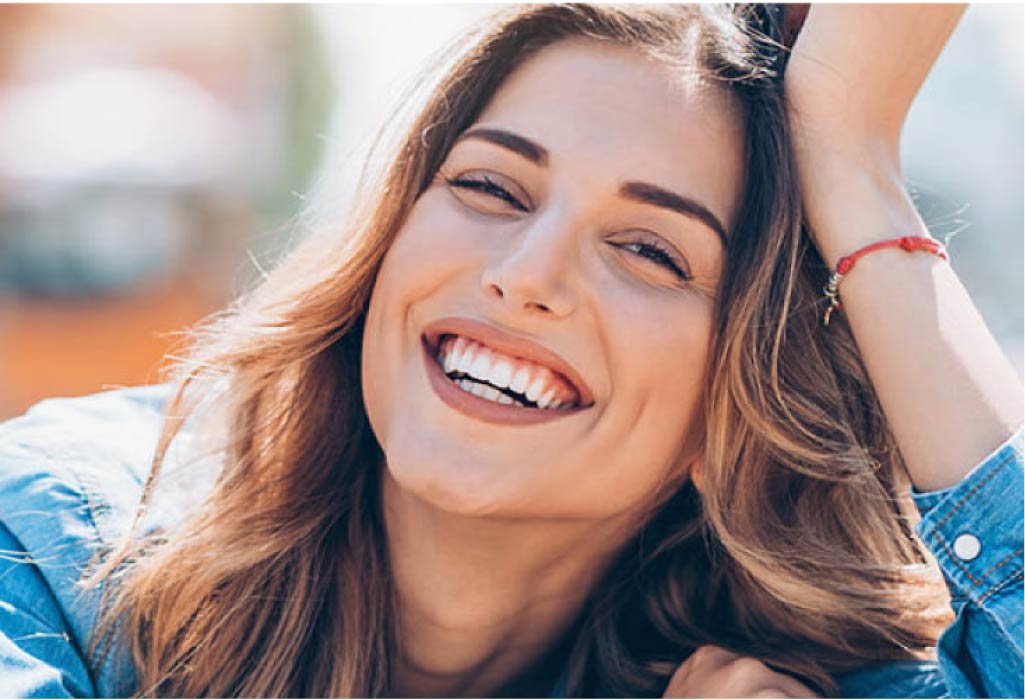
[0,5,329,417]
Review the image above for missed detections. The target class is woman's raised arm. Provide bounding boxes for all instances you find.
[785,4,1023,492]
[784,8,1023,696]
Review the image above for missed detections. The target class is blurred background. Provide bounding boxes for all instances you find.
[0,4,1021,419]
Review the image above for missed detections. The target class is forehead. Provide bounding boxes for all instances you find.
[473,37,747,232]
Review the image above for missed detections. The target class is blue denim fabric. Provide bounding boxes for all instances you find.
[0,386,161,697]
[0,385,1021,698]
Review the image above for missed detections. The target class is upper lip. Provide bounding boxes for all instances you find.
[422,317,595,406]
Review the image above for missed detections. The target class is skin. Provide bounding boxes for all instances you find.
[670,5,1022,696]
[784,4,1023,493]
[361,38,745,697]
[361,4,1022,697]
[663,647,817,699]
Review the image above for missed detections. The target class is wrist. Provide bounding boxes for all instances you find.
[798,157,927,269]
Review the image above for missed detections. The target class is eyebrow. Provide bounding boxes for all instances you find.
[455,127,729,246]
[619,181,728,247]
[458,127,549,167]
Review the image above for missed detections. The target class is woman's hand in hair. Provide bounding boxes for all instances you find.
[662,646,818,698]
[783,4,966,267]
[783,4,965,158]
[781,3,1023,493]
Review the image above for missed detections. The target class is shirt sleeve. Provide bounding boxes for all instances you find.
[910,427,1024,699]
[0,521,95,698]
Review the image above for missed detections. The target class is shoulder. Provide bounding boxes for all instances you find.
[0,384,173,536]
[0,384,174,697]
[836,659,947,698]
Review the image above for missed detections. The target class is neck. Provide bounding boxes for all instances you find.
[381,468,637,698]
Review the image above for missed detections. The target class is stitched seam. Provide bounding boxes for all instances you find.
[981,546,1024,580]
[932,451,1014,532]
[64,468,106,545]
[979,568,1024,604]
[58,463,112,651]
[935,531,983,586]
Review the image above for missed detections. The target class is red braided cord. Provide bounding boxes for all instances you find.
[836,236,948,276]
[823,236,949,326]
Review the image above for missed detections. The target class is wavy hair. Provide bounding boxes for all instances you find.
[89,4,951,697]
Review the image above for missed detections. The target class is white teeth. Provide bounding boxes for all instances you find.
[438,335,579,411]
[446,340,463,373]
[509,367,531,394]
[489,360,512,389]
[457,380,524,407]
[455,336,469,368]
[456,345,475,374]
[451,376,551,410]
[457,379,503,404]
[468,351,491,381]
[442,346,458,373]
[525,376,547,403]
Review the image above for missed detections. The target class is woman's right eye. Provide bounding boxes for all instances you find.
[446,173,529,214]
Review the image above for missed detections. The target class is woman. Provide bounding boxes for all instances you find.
[0,4,1021,698]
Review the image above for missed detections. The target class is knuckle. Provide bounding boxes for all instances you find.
[667,659,690,683]
[750,690,791,699]
[730,656,771,678]
[690,644,735,667]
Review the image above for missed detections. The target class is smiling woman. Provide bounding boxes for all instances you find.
[363,36,740,532]
[0,4,1022,699]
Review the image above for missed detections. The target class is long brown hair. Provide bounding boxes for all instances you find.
[89,5,951,696]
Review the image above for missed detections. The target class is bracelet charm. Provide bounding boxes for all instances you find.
[822,236,949,326]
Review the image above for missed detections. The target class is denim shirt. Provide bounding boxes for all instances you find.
[0,385,1021,698]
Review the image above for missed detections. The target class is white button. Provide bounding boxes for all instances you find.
[953,533,981,561]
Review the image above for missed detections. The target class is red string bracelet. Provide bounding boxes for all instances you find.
[823,236,949,326]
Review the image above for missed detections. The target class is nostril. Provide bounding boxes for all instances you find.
[485,279,558,315]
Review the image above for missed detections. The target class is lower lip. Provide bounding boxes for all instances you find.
[421,337,587,426]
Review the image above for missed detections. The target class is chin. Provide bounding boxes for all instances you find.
[383,444,542,519]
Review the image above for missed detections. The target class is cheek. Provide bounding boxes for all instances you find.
[629,295,712,432]
[361,194,484,443]
[590,296,712,501]
[362,193,474,377]
[385,190,485,275]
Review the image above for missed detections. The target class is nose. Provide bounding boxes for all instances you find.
[479,213,579,318]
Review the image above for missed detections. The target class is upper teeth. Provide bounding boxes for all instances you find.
[437,335,578,410]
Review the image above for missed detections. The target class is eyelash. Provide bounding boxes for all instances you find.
[446,174,691,282]
[611,241,691,281]
[447,174,529,212]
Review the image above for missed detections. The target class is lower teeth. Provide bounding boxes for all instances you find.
[453,377,533,408]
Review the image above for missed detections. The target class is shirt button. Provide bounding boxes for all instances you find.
[953,533,981,562]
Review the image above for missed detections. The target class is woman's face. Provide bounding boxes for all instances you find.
[363,38,745,521]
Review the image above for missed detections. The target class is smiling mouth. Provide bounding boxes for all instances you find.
[429,333,582,411]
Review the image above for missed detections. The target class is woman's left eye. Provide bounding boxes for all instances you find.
[614,240,692,281]
[446,174,529,213]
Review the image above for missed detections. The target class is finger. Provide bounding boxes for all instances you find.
[688,645,742,671]
[719,657,818,698]
[761,673,819,699]
[750,690,795,699]
[664,647,740,698]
